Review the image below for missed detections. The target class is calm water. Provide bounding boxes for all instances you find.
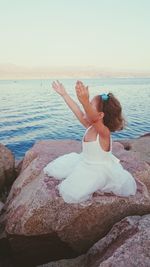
[0,78,150,160]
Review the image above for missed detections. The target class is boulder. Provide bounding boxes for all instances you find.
[0,201,4,213]
[118,134,150,165]
[14,159,23,178]
[115,135,150,193]
[1,139,150,266]
[37,214,150,267]
[85,213,150,267]
[0,143,15,193]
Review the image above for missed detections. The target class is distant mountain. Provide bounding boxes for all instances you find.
[0,64,150,79]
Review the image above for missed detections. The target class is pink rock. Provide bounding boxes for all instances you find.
[118,134,150,165]
[1,139,150,266]
[41,214,150,267]
[86,214,150,267]
[0,201,4,212]
[0,143,15,190]
[15,158,23,177]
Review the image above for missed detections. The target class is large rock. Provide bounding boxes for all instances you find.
[118,134,150,165]
[0,143,15,193]
[85,213,150,267]
[38,214,150,267]
[115,135,150,193]
[14,159,23,178]
[1,139,150,266]
[0,201,4,213]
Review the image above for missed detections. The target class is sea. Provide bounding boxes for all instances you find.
[0,78,150,160]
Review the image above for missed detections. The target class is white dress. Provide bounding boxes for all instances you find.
[43,126,137,203]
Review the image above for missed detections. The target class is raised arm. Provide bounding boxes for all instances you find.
[75,81,106,135]
[52,80,91,128]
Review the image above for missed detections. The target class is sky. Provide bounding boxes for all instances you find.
[0,0,150,78]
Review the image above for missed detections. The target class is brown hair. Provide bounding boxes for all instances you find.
[96,92,127,132]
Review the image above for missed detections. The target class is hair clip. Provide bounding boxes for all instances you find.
[99,93,110,101]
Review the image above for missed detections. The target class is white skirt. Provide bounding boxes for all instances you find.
[43,152,137,203]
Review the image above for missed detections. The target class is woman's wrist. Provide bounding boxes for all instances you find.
[81,99,90,108]
[82,101,100,122]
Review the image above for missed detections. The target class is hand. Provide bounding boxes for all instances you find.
[75,81,89,105]
[52,80,67,96]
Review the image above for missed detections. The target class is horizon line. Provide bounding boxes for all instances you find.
[0,64,150,79]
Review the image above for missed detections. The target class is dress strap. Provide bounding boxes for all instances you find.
[109,136,112,151]
[96,133,99,141]
[83,125,92,137]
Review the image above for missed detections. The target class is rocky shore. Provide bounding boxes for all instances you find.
[0,133,150,267]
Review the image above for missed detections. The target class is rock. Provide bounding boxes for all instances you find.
[37,214,150,267]
[37,255,84,267]
[1,139,150,266]
[140,132,150,137]
[86,214,150,267]
[116,150,150,194]
[0,143,15,192]
[115,135,150,193]
[118,134,150,165]
[15,159,23,178]
[0,201,4,213]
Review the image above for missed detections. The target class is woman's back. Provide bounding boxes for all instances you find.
[81,125,114,164]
